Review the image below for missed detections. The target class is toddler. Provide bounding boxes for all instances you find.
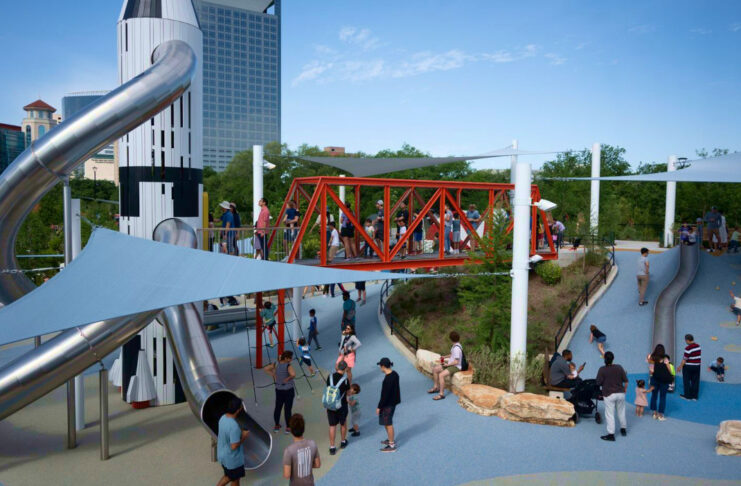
[709,357,725,382]
[297,337,315,376]
[307,308,321,350]
[347,383,361,436]
[665,354,676,392]
[634,379,653,416]
[568,362,579,379]
[589,324,606,356]
[363,219,375,257]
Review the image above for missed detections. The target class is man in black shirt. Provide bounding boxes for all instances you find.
[376,357,401,453]
[327,361,350,455]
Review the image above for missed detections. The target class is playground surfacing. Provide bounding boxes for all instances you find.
[1,262,740,484]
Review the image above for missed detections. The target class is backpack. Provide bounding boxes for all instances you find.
[453,344,469,372]
[322,374,347,411]
[654,361,674,384]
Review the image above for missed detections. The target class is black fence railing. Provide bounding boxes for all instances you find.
[553,237,616,351]
[379,280,419,351]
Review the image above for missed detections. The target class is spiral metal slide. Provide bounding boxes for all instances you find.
[0,40,271,468]
[651,243,700,361]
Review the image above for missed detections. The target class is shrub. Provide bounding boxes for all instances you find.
[468,346,544,391]
[535,261,562,285]
[583,249,607,267]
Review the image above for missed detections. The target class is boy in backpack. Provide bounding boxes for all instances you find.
[324,360,350,455]
[428,331,466,400]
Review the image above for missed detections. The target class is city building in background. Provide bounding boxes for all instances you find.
[21,100,58,145]
[195,0,281,171]
[324,146,345,156]
[0,123,26,174]
[62,92,119,185]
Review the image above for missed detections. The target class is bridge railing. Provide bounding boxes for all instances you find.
[553,237,616,351]
[379,279,419,351]
[198,226,299,261]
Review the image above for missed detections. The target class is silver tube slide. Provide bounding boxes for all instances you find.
[0,40,197,421]
[651,243,700,360]
[154,219,271,470]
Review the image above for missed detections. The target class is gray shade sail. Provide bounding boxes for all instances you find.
[297,147,559,177]
[549,152,741,183]
[0,228,417,345]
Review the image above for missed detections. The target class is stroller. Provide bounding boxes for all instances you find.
[568,379,602,424]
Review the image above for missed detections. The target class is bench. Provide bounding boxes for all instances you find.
[542,350,571,398]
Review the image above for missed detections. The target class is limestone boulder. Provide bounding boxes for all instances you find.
[415,349,441,376]
[457,384,509,416]
[451,369,474,393]
[716,420,741,456]
[498,392,575,427]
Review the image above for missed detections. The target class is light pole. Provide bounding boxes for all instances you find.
[93,165,98,201]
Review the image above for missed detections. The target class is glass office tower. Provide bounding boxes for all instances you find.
[195,0,281,171]
[0,124,26,174]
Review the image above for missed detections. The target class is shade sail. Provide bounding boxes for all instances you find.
[296,147,559,177]
[549,152,741,183]
[0,228,419,345]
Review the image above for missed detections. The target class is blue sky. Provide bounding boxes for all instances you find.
[0,1,739,169]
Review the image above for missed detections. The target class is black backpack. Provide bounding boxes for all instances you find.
[453,344,469,371]
[654,361,674,384]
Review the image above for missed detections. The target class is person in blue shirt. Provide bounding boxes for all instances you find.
[219,201,235,254]
[307,308,321,350]
[217,398,248,486]
[341,292,356,331]
[260,301,279,348]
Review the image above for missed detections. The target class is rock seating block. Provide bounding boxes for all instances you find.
[716,420,741,456]
[457,384,509,416]
[415,349,441,376]
[497,392,575,427]
[451,368,474,393]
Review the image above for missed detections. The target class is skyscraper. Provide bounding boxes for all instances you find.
[0,124,25,174]
[195,0,281,171]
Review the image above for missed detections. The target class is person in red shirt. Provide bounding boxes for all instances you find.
[255,198,270,260]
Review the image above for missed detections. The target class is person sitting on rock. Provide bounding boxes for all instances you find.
[428,331,464,400]
[550,349,584,389]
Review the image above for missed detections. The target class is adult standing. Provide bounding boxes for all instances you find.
[552,220,566,249]
[340,205,357,259]
[326,361,350,455]
[704,206,721,252]
[216,398,249,486]
[373,200,385,252]
[719,210,728,249]
[396,201,409,238]
[283,200,300,243]
[283,414,321,486]
[230,202,241,256]
[637,247,650,306]
[219,201,235,254]
[256,197,270,260]
[595,351,628,441]
[355,281,366,305]
[466,204,481,250]
[428,331,465,400]
[341,291,356,331]
[377,357,401,453]
[264,351,296,433]
[443,204,453,254]
[337,324,361,385]
[648,344,672,421]
[677,334,701,401]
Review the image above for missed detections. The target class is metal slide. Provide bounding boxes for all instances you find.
[0,41,271,468]
[651,243,700,361]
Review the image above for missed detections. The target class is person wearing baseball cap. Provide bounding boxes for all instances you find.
[374,200,385,250]
[376,357,400,453]
[219,201,235,254]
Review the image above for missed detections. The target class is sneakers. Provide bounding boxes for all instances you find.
[600,434,615,442]
[380,444,397,453]
[340,440,348,449]
[273,424,281,432]
[657,415,666,421]
[679,394,689,400]
[329,447,337,455]
[316,346,322,351]
[351,430,361,437]
[620,428,627,437]
[284,427,291,435]
[380,439,389,445]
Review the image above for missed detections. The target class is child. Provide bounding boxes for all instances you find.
[687,226,697,245]
[347,383,361,437]
[451,213,461,254]
[363,219,375,257]
[589,325,606,357]
[709,357,726,382]
[412,209,424,254]
[730,290,741,325]
[327,221,340,262]
[679,223,690,244]
[307,308,321,350]
[260,301,278,348]
[568,362,579,380]
[634,379,653,416]
[398,223,408,259]
[665,354,676,392]
[297,338,316,376]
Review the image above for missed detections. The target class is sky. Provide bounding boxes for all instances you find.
[0,1,739,169]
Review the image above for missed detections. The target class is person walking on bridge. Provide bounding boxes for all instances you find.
[637,247,650,306]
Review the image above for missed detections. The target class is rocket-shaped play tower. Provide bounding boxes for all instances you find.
[118,0,204,405]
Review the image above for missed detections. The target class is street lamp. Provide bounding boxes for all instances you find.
[93,165,98,200]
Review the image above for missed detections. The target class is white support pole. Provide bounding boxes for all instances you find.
[590,143,601,234]
[664,155,677,247]
[71,199,85,431]
[292,287,302,338]
[252,145,263,225]
[509,139,518,185]
[509,161,531,393]
[63,178,76,448]
[339,174,346,224]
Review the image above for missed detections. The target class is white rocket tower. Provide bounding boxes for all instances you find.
[117,0,203,406]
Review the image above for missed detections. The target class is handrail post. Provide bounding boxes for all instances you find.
[585,283,589,307]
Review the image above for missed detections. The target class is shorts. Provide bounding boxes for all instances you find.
[356,281,366,291]
[340,226,355,238]
[452,231,460,242]
[596,336,606,343]
[302,357,312,367]
[732,307,741,317]
[414,232,423,242]
[222,465,245,481]
[350,408,361,426]
[327,406,348,426]
[379,406,395,426]
[446,366,459,375]
[266,321,275,330]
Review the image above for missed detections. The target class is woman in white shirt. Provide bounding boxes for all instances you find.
[328,221,340,262]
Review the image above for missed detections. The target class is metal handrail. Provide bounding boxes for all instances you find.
[378,280,419,351]
[553,237,615,351]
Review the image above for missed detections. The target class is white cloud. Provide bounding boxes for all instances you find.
[628,24,655,34]
[545,53,567,66]
[339,26,381,51]
[391,50,471,78]
[690,27,712,35]
[292,61,333,86]
[575,42,589,50]
[731,22,741,32]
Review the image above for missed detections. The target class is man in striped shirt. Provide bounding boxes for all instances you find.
[677,334,701,401]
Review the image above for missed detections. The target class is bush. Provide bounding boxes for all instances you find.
[535,261,562,285]
[467,346,544,391]
[583,249,607,267]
